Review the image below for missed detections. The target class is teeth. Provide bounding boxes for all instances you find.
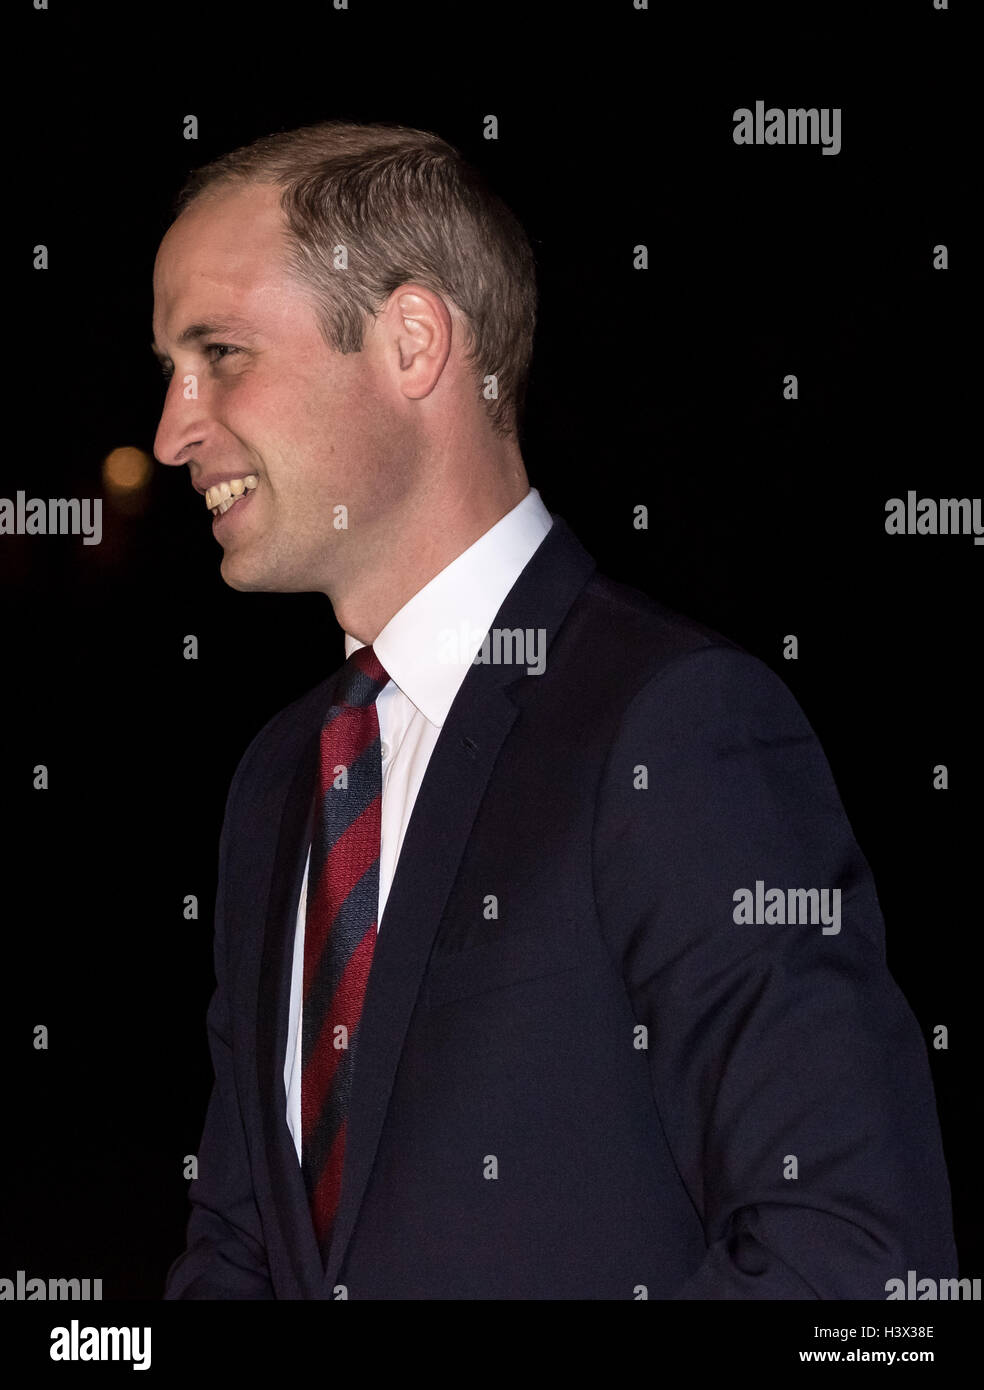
[206,475,258,512]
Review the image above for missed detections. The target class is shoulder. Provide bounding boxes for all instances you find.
[561,568,804,735]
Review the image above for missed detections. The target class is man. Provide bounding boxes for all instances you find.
[156,121,956,1299]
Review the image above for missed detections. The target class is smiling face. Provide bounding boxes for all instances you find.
[152,181,416,597]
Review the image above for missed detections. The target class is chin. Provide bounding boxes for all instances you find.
[220,556,267,592]
[220,555,313,595]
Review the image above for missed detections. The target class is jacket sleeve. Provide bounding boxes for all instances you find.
[163,754,275,1300]
[592,644,958,1299]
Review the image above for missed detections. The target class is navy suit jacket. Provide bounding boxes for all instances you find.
[164,512,957,1299]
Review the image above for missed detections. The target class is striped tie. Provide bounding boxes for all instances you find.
[301,644,389,1259]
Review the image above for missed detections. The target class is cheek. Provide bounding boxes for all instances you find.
[225,372,310,438]
[225,361,394,490]
[298,384,395,478]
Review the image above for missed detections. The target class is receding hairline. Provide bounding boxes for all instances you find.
[169,175,288,225]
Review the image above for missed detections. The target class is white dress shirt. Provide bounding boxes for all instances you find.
[284,486,555,1160]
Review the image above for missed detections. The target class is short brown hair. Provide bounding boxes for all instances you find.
[173,120,538,439]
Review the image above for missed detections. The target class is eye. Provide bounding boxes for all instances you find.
[159,343,242,386]
[204,343,241,366]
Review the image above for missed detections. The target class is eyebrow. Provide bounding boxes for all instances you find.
[150,316,259,363]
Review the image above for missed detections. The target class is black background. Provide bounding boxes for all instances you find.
[2,0,977,1313]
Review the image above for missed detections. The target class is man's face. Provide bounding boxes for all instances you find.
[152,182,413,595]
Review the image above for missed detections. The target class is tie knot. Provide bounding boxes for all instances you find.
[333,644,390,708]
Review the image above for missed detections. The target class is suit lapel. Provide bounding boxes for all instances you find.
[320,515,596,1294]
[320,673,522,1293]
[253,515,597,1299]
[255,687,328,1298]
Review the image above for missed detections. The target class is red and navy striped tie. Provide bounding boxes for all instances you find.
[301,644,390,1259]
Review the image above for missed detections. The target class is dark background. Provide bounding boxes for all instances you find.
[3,0,977,1300]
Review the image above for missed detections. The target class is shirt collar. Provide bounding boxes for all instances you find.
[344,487,554,728]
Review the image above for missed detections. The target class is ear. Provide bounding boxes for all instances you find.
[374,284,453,402]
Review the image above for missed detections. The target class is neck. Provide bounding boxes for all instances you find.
[332,450,530,644]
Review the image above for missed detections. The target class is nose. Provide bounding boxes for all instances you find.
[153,373,212,469]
